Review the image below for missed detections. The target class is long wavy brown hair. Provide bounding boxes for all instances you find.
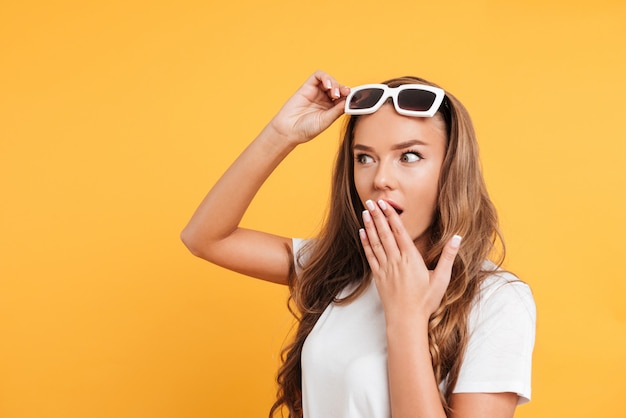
[269,76,504,417]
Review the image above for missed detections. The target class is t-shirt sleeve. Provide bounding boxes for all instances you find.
[453,273,536,404]
[292,238,307,276]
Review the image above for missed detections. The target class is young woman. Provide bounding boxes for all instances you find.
[181,71,536,418]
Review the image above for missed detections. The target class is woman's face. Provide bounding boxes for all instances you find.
[352,104,448,253]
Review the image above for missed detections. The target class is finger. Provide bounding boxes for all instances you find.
[359,228,380,272]
[313,70,339,99]
[362,208,388,265]
[330,84,350,100]
[310,95,349,137]
[376,199,425,266]
[431,235,462,292]
[365,200,400,259]
[313,70,349,101]
[319,94,348,124]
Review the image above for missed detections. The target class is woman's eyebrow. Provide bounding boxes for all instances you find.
[353,144,374,151]
[391,139,428,150]
[353,139,428,152]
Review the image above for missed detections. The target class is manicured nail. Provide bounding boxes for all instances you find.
[333,87,340,98]
[362,210,371,222]
[451,235,462,249]
[325,79,332,89]
[365,200,375,211]
[359,228,366,239]
[377,199,387,210]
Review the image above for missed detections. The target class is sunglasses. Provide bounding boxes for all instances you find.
[344,84,445,117]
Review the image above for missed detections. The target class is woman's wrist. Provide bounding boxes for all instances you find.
[258,121,300,155]
[385,312,430,340]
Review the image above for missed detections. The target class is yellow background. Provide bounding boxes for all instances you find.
[1,0,625,417]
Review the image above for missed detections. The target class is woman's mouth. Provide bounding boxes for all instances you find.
[382,199,403,215]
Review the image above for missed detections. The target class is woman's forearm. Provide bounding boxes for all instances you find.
[180,72,348,283]
[181,124,295,260]
[386,319,447,418]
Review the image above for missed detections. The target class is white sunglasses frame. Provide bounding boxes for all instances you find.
[344,83,446,117]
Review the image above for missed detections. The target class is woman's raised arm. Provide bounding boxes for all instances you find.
[180,71,349,284]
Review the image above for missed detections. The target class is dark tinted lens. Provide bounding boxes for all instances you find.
[397,89,436,111]
[349,88,385,110]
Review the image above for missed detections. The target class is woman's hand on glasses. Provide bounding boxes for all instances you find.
[269,70,350,146]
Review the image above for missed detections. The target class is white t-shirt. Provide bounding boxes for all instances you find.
[293,238,536,418]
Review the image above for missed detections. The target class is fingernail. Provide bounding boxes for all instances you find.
[365,200,375,211]
[362,210,371,222]
[451,235,462,249]
[325,79,332,89]
[377,199,387,210]
[359,228,366,239]
[333,87,340,98]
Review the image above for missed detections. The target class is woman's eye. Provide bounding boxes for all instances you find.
[401,152,421,163]
[356,154,374,164]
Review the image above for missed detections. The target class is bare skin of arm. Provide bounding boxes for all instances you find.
[181,71,349,284]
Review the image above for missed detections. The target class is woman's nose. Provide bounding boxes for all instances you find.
[373,161,397,190]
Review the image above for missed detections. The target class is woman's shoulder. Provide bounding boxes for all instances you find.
[292,238,313,258]
[292,237,308,254]
[292,238,316,273]
[475,261,536,321]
